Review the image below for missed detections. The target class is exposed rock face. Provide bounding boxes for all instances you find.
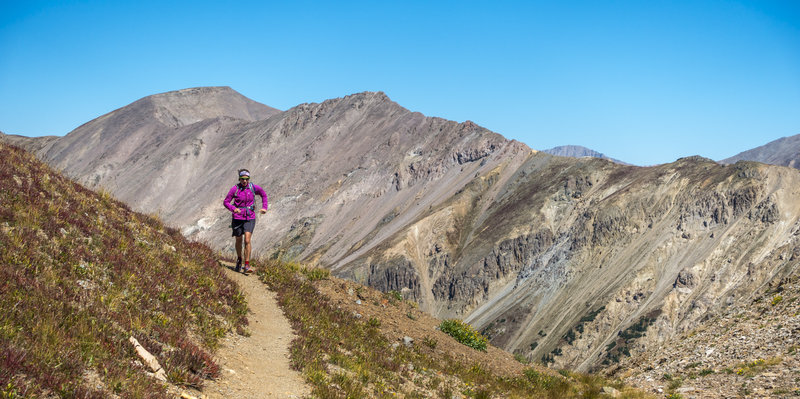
[367,256,421,302]
[31,87,800,381]
[721,133,800,169]
[431,230,555,304]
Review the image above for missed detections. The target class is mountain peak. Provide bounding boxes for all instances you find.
[143,86,280,126]
[284,91,407,122]
[336,91,397,108]
[149,86,236,98]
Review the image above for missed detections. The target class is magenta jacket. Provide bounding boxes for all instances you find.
[223,183,268,221]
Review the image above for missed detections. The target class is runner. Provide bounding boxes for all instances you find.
[223,169,268,274]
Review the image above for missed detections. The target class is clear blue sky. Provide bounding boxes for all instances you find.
[1,0,798,165]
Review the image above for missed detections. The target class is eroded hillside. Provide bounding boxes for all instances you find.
[337,150,800,374]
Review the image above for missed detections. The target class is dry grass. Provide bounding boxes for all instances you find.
[0,143,247,397]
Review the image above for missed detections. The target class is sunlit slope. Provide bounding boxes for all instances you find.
[0,142,247,397]
[339,154,800,372]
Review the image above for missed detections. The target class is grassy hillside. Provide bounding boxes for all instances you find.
[0,143,247,397]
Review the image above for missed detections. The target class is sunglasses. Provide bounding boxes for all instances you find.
[239,177,250,180]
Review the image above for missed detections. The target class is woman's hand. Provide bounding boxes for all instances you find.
[259,208,267,214]
[234,208,242,214]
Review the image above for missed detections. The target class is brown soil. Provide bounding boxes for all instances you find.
[188,261,310,398]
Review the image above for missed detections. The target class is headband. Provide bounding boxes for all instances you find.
[239,171,250,177]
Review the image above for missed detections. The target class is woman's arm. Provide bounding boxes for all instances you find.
[223,186,239,213]
[255,184,268,212]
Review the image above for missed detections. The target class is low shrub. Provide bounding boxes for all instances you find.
[438,319,488,351]
[386,290,403,303]
[422,336,438,349]
[302,266,330,281]
[699,368,714,376]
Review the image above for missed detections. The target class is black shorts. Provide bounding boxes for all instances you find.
[231,218,255,237]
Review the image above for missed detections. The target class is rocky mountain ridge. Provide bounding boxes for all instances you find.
[0,131,60,154]
[10,88,800,391]
[721,133,800,170]
[542,144,629,165]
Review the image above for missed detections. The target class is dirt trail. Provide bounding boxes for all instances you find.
[195,262,310,398]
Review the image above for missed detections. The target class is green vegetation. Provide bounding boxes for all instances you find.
[0,143,247,397]
[386,290,403,304]
[303,266,331,281]
[580,306,606,323]
[560,306,606,347]
[564,328,577,344]
[256,258,652,398]
[514,353,531,364]
[602,312,658,365]
[438,319,489,352]
[618,315,656,340]
[734,357,782,377]
[542,347,563,365]
[659,373,685,397]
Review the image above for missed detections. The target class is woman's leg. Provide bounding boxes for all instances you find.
[243,231,252,263]
[235,235,243,259]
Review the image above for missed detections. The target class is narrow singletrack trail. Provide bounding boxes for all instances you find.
[197,261,310,398]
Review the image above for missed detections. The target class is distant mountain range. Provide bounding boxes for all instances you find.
[720,134,800,169]
[4,87,800,394]
[540,145,629,165]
